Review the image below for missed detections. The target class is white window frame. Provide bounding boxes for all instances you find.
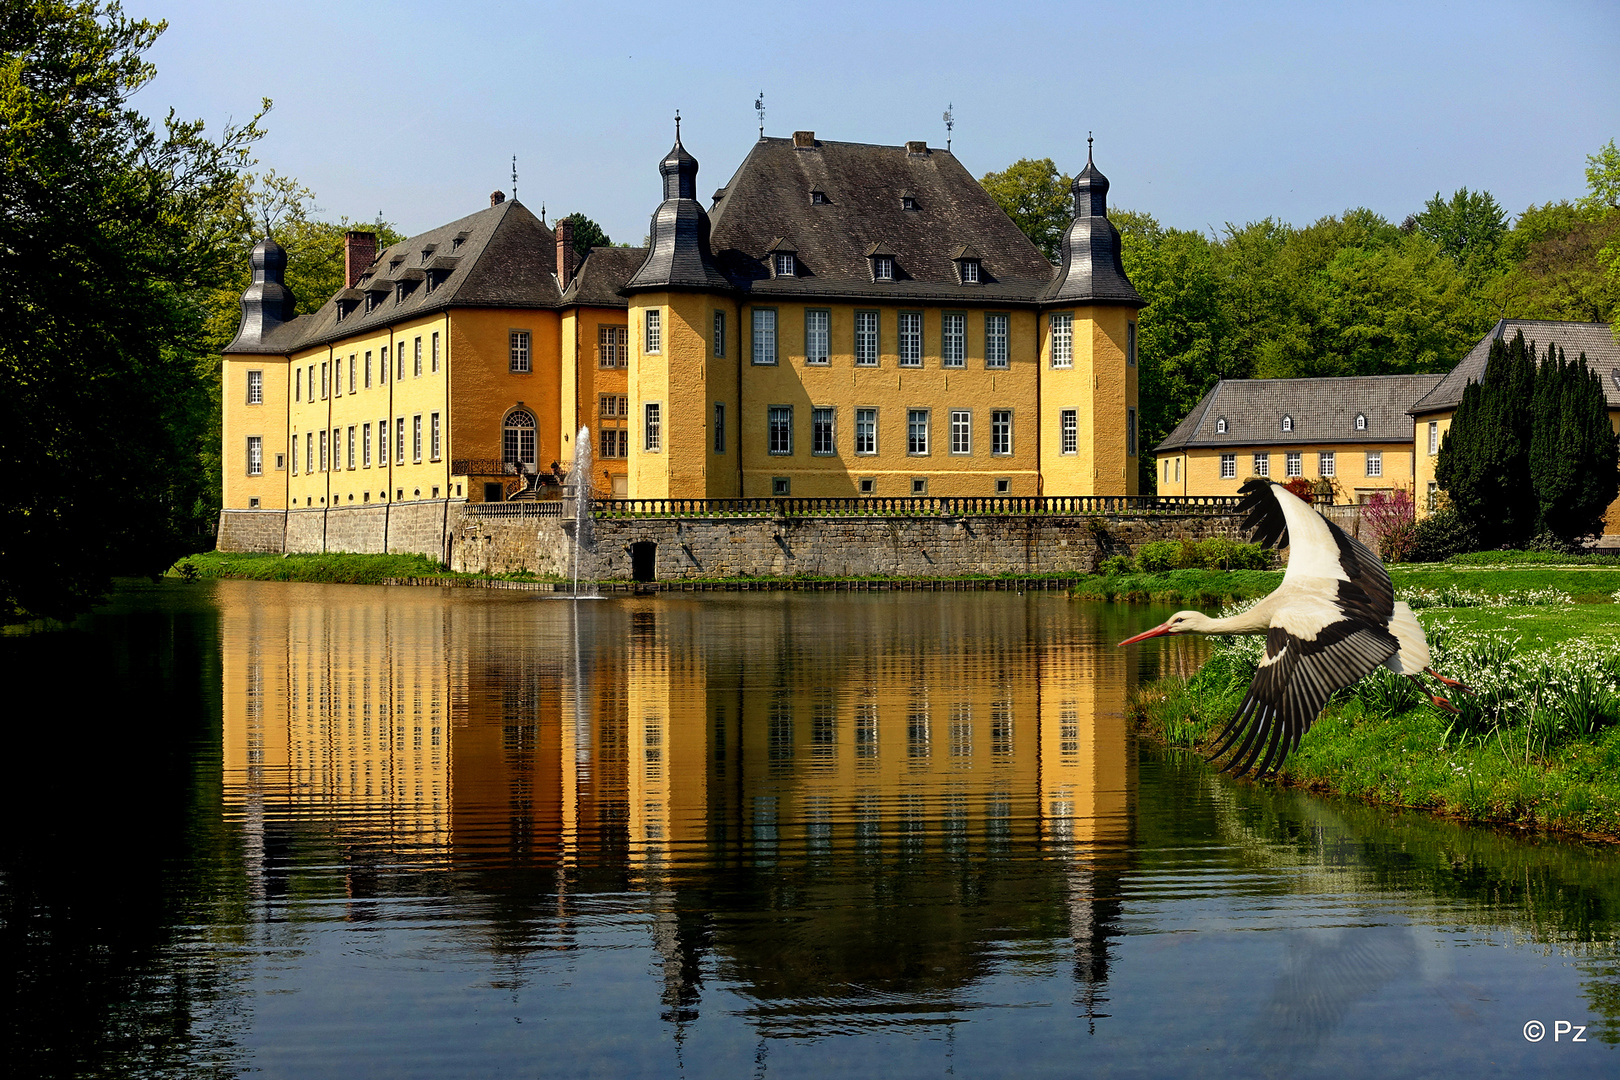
[752,307,777,365]
[1060,409,1078,455]
[949,409,972,455]
[306,431,313,474]
[348,355,356,394]
[1050,313,1073,369]
[768,405,793,455]
[812,406,836,456]
[713,311,726,358]
[985,313,1008,369]
[907,409,930,456]
[414,337,423,377]
[1286,451,1302,477]
[1253,452,1269,477]
[1320,451,1335,477]
[363,423,372,468]
[855,311,879,366]
[432,331,440,373]
[644,309,662,354]
[413,414,422,463]
[332,427,340,470]
[1216,417,1227,434]
[1428,421,1438,455]
[246,436,262,476]
[644,402,662,452]
[1221,453,1236,479]
[855,408,878,455]
[396,417,405,465]
[775,253,795,277]
[960,258,980,284]
[1355,412,1367,431]
[321,361,329,400]
[805,309,830,365]
[941,312,966,368]
[1366,451,1382,477]
[430,412,441,461]
[347,425,355,470]
[990,409,1012,456]
[379,418,389,466]
[319,430,328,472]
[291,431,299,475]
[509,330,531,373]
[898,312,923,367]
[873,255,894,281]
[246,369,263,405]
[1281,415,1293,433]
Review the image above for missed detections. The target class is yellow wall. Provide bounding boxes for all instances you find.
[1155,441,1417,502]
[222,355,289,510]
[1038,307,1139,497]
[562,306,632,498]
[627,292,737,499]
[450,308,562,498]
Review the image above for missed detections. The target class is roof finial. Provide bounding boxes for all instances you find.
[674,109,681,141]
[943,103,954,152]
[511,155,518,201]
[754,91,765,139]
[1087,131,1094,165]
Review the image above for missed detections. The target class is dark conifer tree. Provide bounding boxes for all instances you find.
[1532,346,1620,540]
[1436,331,1538,547]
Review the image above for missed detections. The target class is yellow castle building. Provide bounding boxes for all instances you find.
[218,123,1146,554]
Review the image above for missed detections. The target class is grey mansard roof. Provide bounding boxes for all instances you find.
[1156,374,1445,452]
[1408,319,1620,415]
[706,136,1066,304]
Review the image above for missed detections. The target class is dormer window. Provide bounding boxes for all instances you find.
[1215,417,1228,434]
[874,256,894,281]
[775,253,796,277]
[451,232,467,252]
[420,245,436,264]
[810,191,828,205]
[1355,412,1367,431]
[901,196,919,211]
[1281,415,1294,433]
[960,259,980,284]
[389,257,403,272]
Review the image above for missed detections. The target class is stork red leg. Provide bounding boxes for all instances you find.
[1424,667,1474,694]
[1408,675,1460,714]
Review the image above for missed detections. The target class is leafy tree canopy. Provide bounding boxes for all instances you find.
[558,212,611,254]
[980,158,1071,262]
[1409,187,1508,278]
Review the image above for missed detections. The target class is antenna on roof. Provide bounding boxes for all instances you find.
[511,155,518,202]
[943,104,954,152]
[754,92,765,139]
[374,210,383,231]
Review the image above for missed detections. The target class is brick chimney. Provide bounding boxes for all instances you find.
[343,230,376,288]
[556,217,578,288]
[906,141,929,156]
[490,190,506,206]
[792,130,816,148]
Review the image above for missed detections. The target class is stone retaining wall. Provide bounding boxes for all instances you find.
[217,500,459,560]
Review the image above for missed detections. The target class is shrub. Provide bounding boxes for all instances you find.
[1409,506,1478,563]
[1098,554,1133,576]
[1135,540,1180,573]
[1364,489,1418,563]
[1283,476,1315,502]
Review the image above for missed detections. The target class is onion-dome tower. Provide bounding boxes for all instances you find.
[624,116,732,292]
[1041,143,1144,307]
[230,235,298,348]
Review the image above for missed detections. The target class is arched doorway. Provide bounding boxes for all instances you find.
[503,409,536,471]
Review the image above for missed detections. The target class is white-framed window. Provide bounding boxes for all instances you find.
[319,430,328,472]
[752,308,777,365]
[347,425,355,469]
[1127,407,1138,456]
[714,402,726,453]
[598,394,618,419]
[295,367,302,402]
[1286,451,1301,477]
[805,309,830,365]
[412,415,422,462]
[1221,453,1236,479]
[1127,322,1137,367]
[1428,421,1439,455]
[306,431,313,474]
[430,412,441,461]
[775,253,795,277]
[1050,313,1073,368]
[768,405,793,455]
[332,427,341,470]
[363,423,372,468]
[644,309,662,354]
[1427,482,1438,511]
[941,312,966,368]
[644,402,662,451]
[1060,409,1078,454]
[509,330,530,373]
[393,344,403,382]
[960,258,980,284]
[599,325,627,368]
[396,417,405,465]
[873,255,894,281]
[950,409,972,455]
[291,431,299,474]
[247,436,262,475]
[1366,451,1382,477]
[899,312,922,367]
[364,352,372,389]
[308,364,315,397]
[348,355,355,394]
[908,409,930,455]
[1355,412,1367,431]
[1320,451,1335,477]
[414,337,423,377]
[1281,415,1293,432]
[812,407,835,455]
[1216,416,1227,434]
[773,476,791,496]
[321,361,329,399]
[1253,452,1269,477]
[855,408,877,455]
[985,313,1008,369]
[246,369,263,405]
[713,311,726,358]
[379,418,389,466]
[991,409,1012,455]
[431,331,440,373]
[855,311,879,366]
[503,410,536,466]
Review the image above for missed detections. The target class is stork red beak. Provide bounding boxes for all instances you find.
[1117,622,1174,647]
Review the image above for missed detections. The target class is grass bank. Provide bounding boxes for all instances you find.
[1070,565,1620,607]
[1133,604,1620,841]
[171,551,560,586]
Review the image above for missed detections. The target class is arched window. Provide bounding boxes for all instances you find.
[1355,413,1367,431]
[1215,416,1228,434]
[503,409,536,468]
[1281,415,1293,433]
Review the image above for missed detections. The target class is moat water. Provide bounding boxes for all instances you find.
[2,580,1617,1078]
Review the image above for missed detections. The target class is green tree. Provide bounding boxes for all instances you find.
[0,1,263,620]
[1527,344,1619,542]
[558,212,611,254]
[1435,331,1539,547]
[1582,138,1620,212]
[1410,187,1508,278]
[980,158,1071,262]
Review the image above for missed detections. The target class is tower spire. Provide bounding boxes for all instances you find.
[1087,131,1093,165]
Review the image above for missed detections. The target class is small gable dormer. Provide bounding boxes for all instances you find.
[1215,416,1228,434]
[864,242,897,282]
[1281,415,1294,433]
[766,238,797,278]
[1354,412,1367,431]
[949,244,982,284]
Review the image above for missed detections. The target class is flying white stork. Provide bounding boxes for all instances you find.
[1119,478,1466,778]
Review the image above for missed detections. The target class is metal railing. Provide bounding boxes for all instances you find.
[451,458,526,477]
[589,495,1240,519]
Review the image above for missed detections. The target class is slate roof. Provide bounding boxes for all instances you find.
[225,200,559,355]
[1041,154,1145,307]
[707,136,1060,304]
[1408,319,1620,415]
[623,130,732,293]
[560,247,649,308]
[1155,374,1445,452]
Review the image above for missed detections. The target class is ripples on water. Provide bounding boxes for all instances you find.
[1,580,1616,1078]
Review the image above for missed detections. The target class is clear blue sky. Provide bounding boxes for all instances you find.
[141,0,1619,244]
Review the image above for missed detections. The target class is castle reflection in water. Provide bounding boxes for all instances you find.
[219,584,1149,1025]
